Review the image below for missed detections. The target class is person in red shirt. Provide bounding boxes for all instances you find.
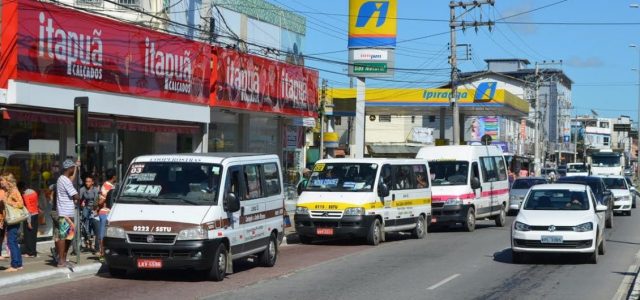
[18,182,39,258]
[96,169,116,261]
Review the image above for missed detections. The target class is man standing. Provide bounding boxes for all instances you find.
[96,169,116,261]
[55,159,80,268]
[79,175,99,252]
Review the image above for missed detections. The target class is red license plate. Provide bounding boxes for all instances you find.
[137,259,162,269]
[317,228,334,236]
[431,217,437,223]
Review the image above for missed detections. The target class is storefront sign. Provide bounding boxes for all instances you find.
[211,47,318,118]
[353,63,388,73]
[348,0,397,48]
[1,0,211,105]
[353,49,389,61]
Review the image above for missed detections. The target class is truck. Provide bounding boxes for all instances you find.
[588,149,624,176]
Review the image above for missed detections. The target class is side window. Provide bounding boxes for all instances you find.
[590,190,597,210]
[380,164,392,187]
[225,166,245,201]
[413,164,429,188]
[243,165,263,200]
[480,157,498,182]
[392,165,416,190]
[494,156,507,181]
[471,162,480,181]
[263,163,281,196]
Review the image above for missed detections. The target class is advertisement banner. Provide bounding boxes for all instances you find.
[2,0,210,105]
[468,116,500,142]
[211,47,318,118]
[348,0,397,48]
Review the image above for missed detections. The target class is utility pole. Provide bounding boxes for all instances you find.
[449,1,495,145]
[319,79,327,159]
[533,63,541,176]
[532,60,563,175]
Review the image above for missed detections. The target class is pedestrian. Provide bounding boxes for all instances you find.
[55,159,80,268]
[79,175,99,252]
[19,181,39,258]
[0,172,24,272]
[297,168,311,195]
[96,168,116,262]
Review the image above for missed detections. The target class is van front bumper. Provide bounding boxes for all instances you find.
[104,237,223,271]
[294,214,378,238]
[430,204,471,224]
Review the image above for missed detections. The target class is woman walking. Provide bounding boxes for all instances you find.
[0,172,24,272]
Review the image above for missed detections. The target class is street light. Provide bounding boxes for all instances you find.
[630,43,640,178]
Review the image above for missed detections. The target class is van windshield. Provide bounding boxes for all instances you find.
[306,163,378,192]
[567,164,588,172]
[428,161,469,186]
[118,162,222,205]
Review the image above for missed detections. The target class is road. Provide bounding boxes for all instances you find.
[6,213,640,300]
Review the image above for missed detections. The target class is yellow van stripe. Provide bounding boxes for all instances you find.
[299,198,431,210]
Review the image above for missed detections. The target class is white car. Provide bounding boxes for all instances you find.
[511,184,607,264]
[603,176,632,216]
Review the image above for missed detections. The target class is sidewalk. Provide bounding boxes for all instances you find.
[0,240,103,290]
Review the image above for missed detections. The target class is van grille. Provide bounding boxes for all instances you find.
[127,233,176,245]
[310,210,343,218]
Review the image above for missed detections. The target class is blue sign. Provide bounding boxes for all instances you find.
[474,82,497,101]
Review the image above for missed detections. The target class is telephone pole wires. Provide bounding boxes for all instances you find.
[449,0,495,145]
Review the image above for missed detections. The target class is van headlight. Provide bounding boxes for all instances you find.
[344,207,365,216]
[177,227,206,241]
[295,206,309,215]
[106,226,126,239]
[573,222,593,232]
[445,198,462,206]
[617,195,631,201]
[514,221,530,232]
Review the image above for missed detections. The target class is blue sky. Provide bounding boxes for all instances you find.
[268,0,640,119]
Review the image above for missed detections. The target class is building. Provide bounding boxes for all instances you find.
[573,115,632,160]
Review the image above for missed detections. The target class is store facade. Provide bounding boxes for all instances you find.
[210,46,318,197]
[0,0,211,237]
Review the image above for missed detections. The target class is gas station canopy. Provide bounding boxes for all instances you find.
[328,87,529,117]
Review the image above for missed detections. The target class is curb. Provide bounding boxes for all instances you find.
[0,262,103,290]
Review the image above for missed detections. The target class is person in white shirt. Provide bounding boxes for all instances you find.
[55,159,80,268]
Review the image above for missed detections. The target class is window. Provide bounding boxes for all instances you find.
[471,162,480,182]
[428,116,436,123]
[603,137,610,146]
[76,0,102,5]
[392,165,416,190]
[413,164,429,188]
[263,163,281,196]
[480,157,498,182]
[306,163,378,192]
[118,0,140,7]
[244,165,263,200]
[523,190,589,211]
[600,122,609,128]
[379,115,391,122]
[428,161,469,186]
[334,117,342,126]
[494,156,507,181]
[411,116,416,124]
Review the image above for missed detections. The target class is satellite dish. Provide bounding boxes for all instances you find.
[481,134,492,145]
[591,109,598,117]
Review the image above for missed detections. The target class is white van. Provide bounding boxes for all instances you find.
[295,158,431,245]
[416,145,509,232]
[104,153,285,281]
[566,162,590,177]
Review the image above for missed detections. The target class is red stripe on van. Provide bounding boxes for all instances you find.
[481,188,509,197]
[432,193,476,202]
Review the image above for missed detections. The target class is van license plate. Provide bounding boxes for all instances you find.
[137,259,162,269]
[317,228,334,235]
[541,235,563,244]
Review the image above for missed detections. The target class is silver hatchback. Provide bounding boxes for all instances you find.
[509,177,549,213]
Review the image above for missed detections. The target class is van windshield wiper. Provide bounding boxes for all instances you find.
[145,197,161,204]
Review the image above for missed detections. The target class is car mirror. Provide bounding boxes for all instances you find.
[224,192,240,212]
[604,190,612,196]
[377,182,390,198]
[471,177,481,190]
[595,204,608,212]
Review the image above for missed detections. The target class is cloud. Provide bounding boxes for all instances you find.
[566,56,604,68]
[500,1,537,35]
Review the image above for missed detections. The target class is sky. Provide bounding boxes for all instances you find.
[266,0,640,120]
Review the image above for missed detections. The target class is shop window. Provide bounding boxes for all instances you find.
[379,115,391,122]
[334,117,342,126]
[428,116,436,123]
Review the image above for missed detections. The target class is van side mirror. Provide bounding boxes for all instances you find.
[377,182,390,198]
[471,177,481,190]
[595,204,607,212]
[604,190,612,197]
[224,192,241,212]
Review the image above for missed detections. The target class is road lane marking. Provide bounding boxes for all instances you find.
[427,273,460,290]
[613,248,640,300]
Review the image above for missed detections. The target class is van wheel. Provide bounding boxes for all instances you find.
[464,207,476,232]
[258,233,278,267]
[298,235,314,244]
[605,212,613,229]
[411,215,426,239]
[588,247,598,264]
[209,243,228,281]
[495,205,506,227]
[367,219,382,246]
[108,267,127,278]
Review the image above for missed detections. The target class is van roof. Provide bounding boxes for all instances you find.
[132,153,278,164]
[315,158,428,164]
[416,145,504,160]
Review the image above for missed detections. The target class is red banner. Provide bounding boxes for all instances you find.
[1,0,210,105]
[211,47,318,118]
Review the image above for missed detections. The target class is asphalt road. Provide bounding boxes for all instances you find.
[6,212,640,300]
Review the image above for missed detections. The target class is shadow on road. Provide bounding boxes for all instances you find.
[606,239,640,246]
[493,248,594,265]
[428,222,498,233]
[286,231,416,246]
